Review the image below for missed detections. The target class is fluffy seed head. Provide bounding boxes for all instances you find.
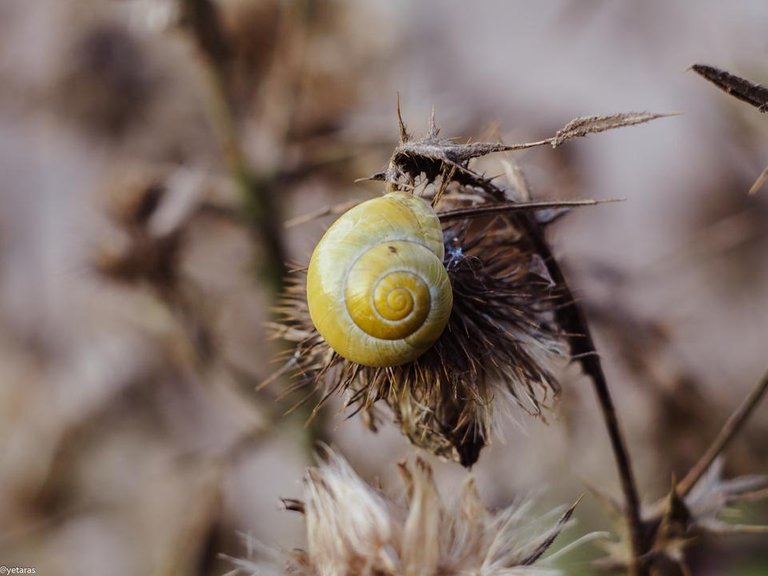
[280,452,575,576]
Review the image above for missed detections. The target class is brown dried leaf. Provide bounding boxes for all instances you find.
[692,64,768,112]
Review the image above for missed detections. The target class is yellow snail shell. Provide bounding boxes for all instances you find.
[306,191,453,367]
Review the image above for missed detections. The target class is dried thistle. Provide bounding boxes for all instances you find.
[594,369,768,574]
[228,451,578,576]
[270,110,669,466]
[596,459,768,575]
[681,458,768,535]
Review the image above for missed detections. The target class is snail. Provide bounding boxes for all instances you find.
[306,191,453,367]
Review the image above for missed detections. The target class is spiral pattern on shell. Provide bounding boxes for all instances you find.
[306,192,453,367]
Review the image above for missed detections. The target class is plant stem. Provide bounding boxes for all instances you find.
[524,220,648,576]
[460,170,649,574]
[677,368,768,497]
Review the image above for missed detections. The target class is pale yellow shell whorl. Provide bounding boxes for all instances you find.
[306,192,453,367]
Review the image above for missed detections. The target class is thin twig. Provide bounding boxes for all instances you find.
[522,218,649,576]
[677,369,768,497]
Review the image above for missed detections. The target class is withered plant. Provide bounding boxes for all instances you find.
[226,451,579,576]
[269,109,668,467]
[90,2,768,573]
[264,105,768,576]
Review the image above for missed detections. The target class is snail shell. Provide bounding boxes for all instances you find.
[306,192,453,367]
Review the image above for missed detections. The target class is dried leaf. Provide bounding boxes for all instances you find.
[692,64,768,112]
[395,140,519,168]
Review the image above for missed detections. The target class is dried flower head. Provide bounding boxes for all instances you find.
[229,451,577,576]
[595,458,768,574]
[270,110,669,466]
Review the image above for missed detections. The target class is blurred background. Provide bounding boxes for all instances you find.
[0,0,767,574]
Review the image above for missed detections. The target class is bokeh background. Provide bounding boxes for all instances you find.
[0,1,767,574]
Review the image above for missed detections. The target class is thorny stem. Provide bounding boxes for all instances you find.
[677,368,768,497]
[523,220,648,576]
[421,140,650,571]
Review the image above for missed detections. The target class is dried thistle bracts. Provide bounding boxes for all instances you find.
[269,109,670,466]
[274,205,564,465]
